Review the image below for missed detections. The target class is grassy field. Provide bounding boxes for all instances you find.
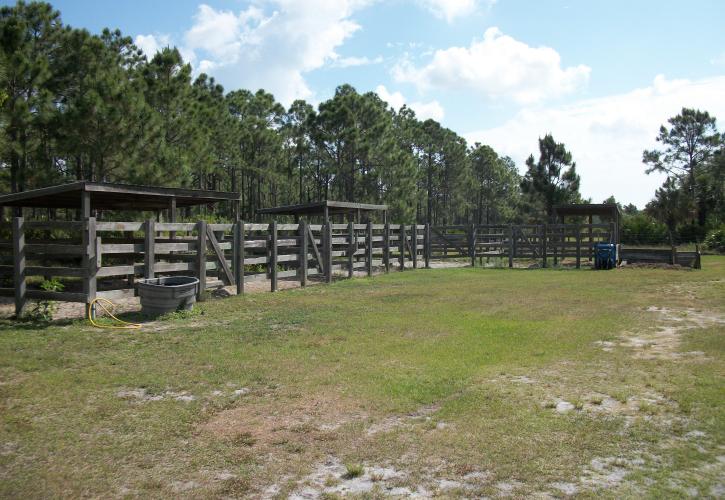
[1,259,724,498]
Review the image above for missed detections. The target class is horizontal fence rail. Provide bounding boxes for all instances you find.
[1,218,699,317]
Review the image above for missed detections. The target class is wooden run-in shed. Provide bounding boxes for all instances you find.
[257,200,388,223]
[552,203,622,245]
[0,181,241,220]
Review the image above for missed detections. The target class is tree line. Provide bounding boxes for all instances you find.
[1,2,723,247]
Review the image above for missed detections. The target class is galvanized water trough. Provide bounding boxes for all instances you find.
[136,276,199,317]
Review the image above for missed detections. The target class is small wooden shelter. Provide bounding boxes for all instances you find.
[552,203,622,244]
[0,181,241,220]
[257,200,388,223]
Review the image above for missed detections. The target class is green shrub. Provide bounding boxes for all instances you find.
[704,226,725,253]
[28,278,64,322]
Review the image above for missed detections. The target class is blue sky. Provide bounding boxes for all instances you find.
[7,0,725,206]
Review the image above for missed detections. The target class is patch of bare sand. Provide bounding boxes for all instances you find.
[595,305,724,361]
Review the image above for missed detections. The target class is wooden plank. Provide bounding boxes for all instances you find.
[97,288,135,300]
[100,243,145,254]
[97,264,143,277]
[24,243,84,255]
[155,222,196,232]
[235,221,244,294]
[299,221,307,287]
[154,262,194,273]
[306,225,324,276]
[206,224,235,286]
[96,221,145,232]
[144,219,155,279]
[209,223,234,231]
[12,217,26,316]
[155,242,197,253]
[24,220,85,230]
[270,222,278,292]
[196,221,207,300]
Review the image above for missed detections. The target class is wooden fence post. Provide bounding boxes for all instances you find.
[575,224,582,269]
[235,221,244,294]
[348,221,354,278]
[83,217,98,319]
[12,217,26,317]
[270,221,278,292]
[324,220,332,283]
[384,222,391,273]
[553,226,559,267]
[424,223,431,269]
[299,220,308,287]
[399,224,406,270]
[366,220,373,276]
[469,224,476,268]
[541,223,548,268]
[508,225,514,268]
[144,218,155,280]
[196,220,207,300]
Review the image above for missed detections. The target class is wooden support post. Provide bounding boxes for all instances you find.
[196,220,207,300]
[234,221,244,294]
[508,226,514,268]
[671,245,677,266]
[324,220,332,283]
[541,223,548,268]
[347,221,354,278]
[553,226,559,267]
[366,220,373,276]
[588,215,593,261]
[469,224,476,268]
[144,219,155,280]
[424,223,431,269]
[411,224,418,269]
[270,221,278,292]
[169,197,177,240]
[299,221,308,287]
[12,217,26,317]
[384,223,391,273]
[575,224,582,269]
[399,224,406,270]
[84,217,98,318]
[81,191,91,219]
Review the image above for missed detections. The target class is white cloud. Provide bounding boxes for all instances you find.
[330,55,384,68]
[393,27,591,103]
[463,75,725,207]
[376,85,444,121]
[136,1,373,105]
[134,33,172,58]
[417,0,494,23]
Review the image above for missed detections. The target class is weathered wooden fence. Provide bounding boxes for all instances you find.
[430,223,615,267]
[1,218,427,316]
[0,218,700,317]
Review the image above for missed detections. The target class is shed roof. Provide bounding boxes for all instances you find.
[257,200,388,216]
[0,181,239,211]
[552,203,622,218]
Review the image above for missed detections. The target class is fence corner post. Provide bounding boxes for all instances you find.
[541,223,548,268]
[196,220,207,301]
[84,217,98,319]
[469,223,476,268]
[411,224,418,269]
[234,220,244,294]
[12,216,26,318]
